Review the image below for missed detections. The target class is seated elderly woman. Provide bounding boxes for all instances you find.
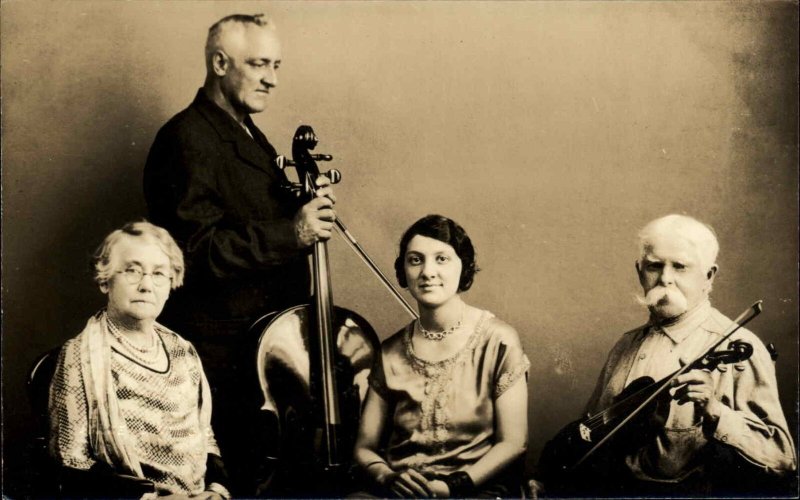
[48,221,230,499]
[354,215,530,498]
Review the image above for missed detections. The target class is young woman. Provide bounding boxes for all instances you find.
[354,215,530,498]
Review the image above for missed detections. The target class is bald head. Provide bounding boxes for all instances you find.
[637,214,719,271]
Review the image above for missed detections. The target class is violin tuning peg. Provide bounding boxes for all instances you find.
[767,343,778,361]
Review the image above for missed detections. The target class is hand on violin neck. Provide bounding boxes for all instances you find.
[670,368,723,430]
[294,195,336,247]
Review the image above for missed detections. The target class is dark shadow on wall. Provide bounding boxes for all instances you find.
[525,2,800,482]
[2,86,161,497]
[725,2,799,439]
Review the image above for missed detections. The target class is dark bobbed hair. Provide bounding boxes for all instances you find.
[394,214,478,292]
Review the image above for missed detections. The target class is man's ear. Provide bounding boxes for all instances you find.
[702,264,718,295]
[707,264,718,281]
[212,51,228,76]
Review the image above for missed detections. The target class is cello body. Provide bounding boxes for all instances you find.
[251,305,380,496]
[248,125,384,497]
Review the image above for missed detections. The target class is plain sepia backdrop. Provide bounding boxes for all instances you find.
[2,1,798,495]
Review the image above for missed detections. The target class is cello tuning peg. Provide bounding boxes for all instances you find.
[325,169,342,184]
[275,155,296,170]
[282,182,303,195]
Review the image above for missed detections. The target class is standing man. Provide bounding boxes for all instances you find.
[572,214,796,496]
[143,14,335,495]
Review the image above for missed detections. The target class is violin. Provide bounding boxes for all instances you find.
[539,301,763,496]
[249,126,416,496]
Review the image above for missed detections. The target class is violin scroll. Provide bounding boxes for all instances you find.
[694,340,753,372]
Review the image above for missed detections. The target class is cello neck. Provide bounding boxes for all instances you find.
[313,229,343,466]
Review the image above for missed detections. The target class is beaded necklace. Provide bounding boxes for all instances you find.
[416,304,465,341]
[107,317,162,366]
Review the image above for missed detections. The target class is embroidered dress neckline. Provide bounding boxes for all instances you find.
[404,310,491,366]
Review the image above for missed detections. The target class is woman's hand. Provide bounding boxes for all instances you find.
[190,492,223,500]
[152,492,221,500]
[427,479,450,498]
[527,478,545,499]
[379,467,434,498]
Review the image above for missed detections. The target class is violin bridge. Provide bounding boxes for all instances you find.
[579,423,592,442]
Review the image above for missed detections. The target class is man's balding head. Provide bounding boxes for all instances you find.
[203,13,282,121]
[205,14,274,73]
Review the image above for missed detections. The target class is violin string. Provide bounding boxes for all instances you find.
[584,380,664,428]
[574,302,762,468]
[583,304,761,430]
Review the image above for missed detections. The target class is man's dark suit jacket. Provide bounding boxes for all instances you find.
[144,90,312,493]
[144,89,310,330]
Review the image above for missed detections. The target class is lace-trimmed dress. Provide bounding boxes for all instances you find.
[369,310,530,477]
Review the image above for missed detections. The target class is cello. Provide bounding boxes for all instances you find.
[539,301,763,496]
[249,126,417,496]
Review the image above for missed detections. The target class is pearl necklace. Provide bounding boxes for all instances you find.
[107,318,162,365]
[417,306,465,341]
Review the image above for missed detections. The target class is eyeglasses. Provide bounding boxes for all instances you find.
[116,268,172,287]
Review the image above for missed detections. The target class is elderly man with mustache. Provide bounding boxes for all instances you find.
[578,214,796,496]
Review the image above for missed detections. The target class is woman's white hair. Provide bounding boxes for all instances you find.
[637,214,719,270]
[92,221,185,289]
